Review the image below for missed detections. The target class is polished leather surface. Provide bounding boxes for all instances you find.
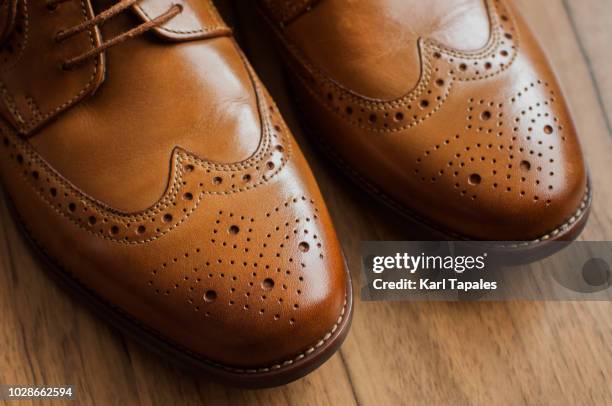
[0,0,348,371]
[261,0,590,241]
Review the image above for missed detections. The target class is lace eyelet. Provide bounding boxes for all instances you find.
[46,3,58,11]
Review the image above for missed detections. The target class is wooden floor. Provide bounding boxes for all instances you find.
[1,1,611,405]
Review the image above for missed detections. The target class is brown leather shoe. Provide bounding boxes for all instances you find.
[259,0,591,246]
[0,0,352,387]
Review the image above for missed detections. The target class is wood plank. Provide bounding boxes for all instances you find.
[563,0,612,135]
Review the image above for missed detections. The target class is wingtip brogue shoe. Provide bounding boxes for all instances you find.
[260,0,591,246]
[0,0,352,387]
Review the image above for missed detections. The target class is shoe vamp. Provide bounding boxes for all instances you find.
[31,12,261,213]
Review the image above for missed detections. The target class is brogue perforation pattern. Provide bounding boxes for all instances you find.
[281,0,519,133]
[0,84,293,244]
[146,196,325,327]
[414,79,566,206]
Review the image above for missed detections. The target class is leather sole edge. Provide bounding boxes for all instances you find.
[2,188,354,388]
[290,94,592,255]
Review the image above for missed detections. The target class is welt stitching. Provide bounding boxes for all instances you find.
[317,131,591,246]
[13,206,349,375]
[182,299,346,373]
[15,188,350,373]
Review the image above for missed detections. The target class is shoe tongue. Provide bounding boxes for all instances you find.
[0,0,18,43]
[131,0,231,41]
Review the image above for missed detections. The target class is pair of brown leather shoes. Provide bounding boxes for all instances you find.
[0,0,590,387]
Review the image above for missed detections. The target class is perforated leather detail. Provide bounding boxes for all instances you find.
[414,79,565,205]
[147,195,325,327]
[0,82,292,244]
[265,0,589,241]
[276,0,517,132]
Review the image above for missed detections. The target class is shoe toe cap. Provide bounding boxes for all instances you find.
[1,105,349,374]
[140,132,349,369]
[283,0,590,241]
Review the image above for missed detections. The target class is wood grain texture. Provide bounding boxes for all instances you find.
[0,1,610,405]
